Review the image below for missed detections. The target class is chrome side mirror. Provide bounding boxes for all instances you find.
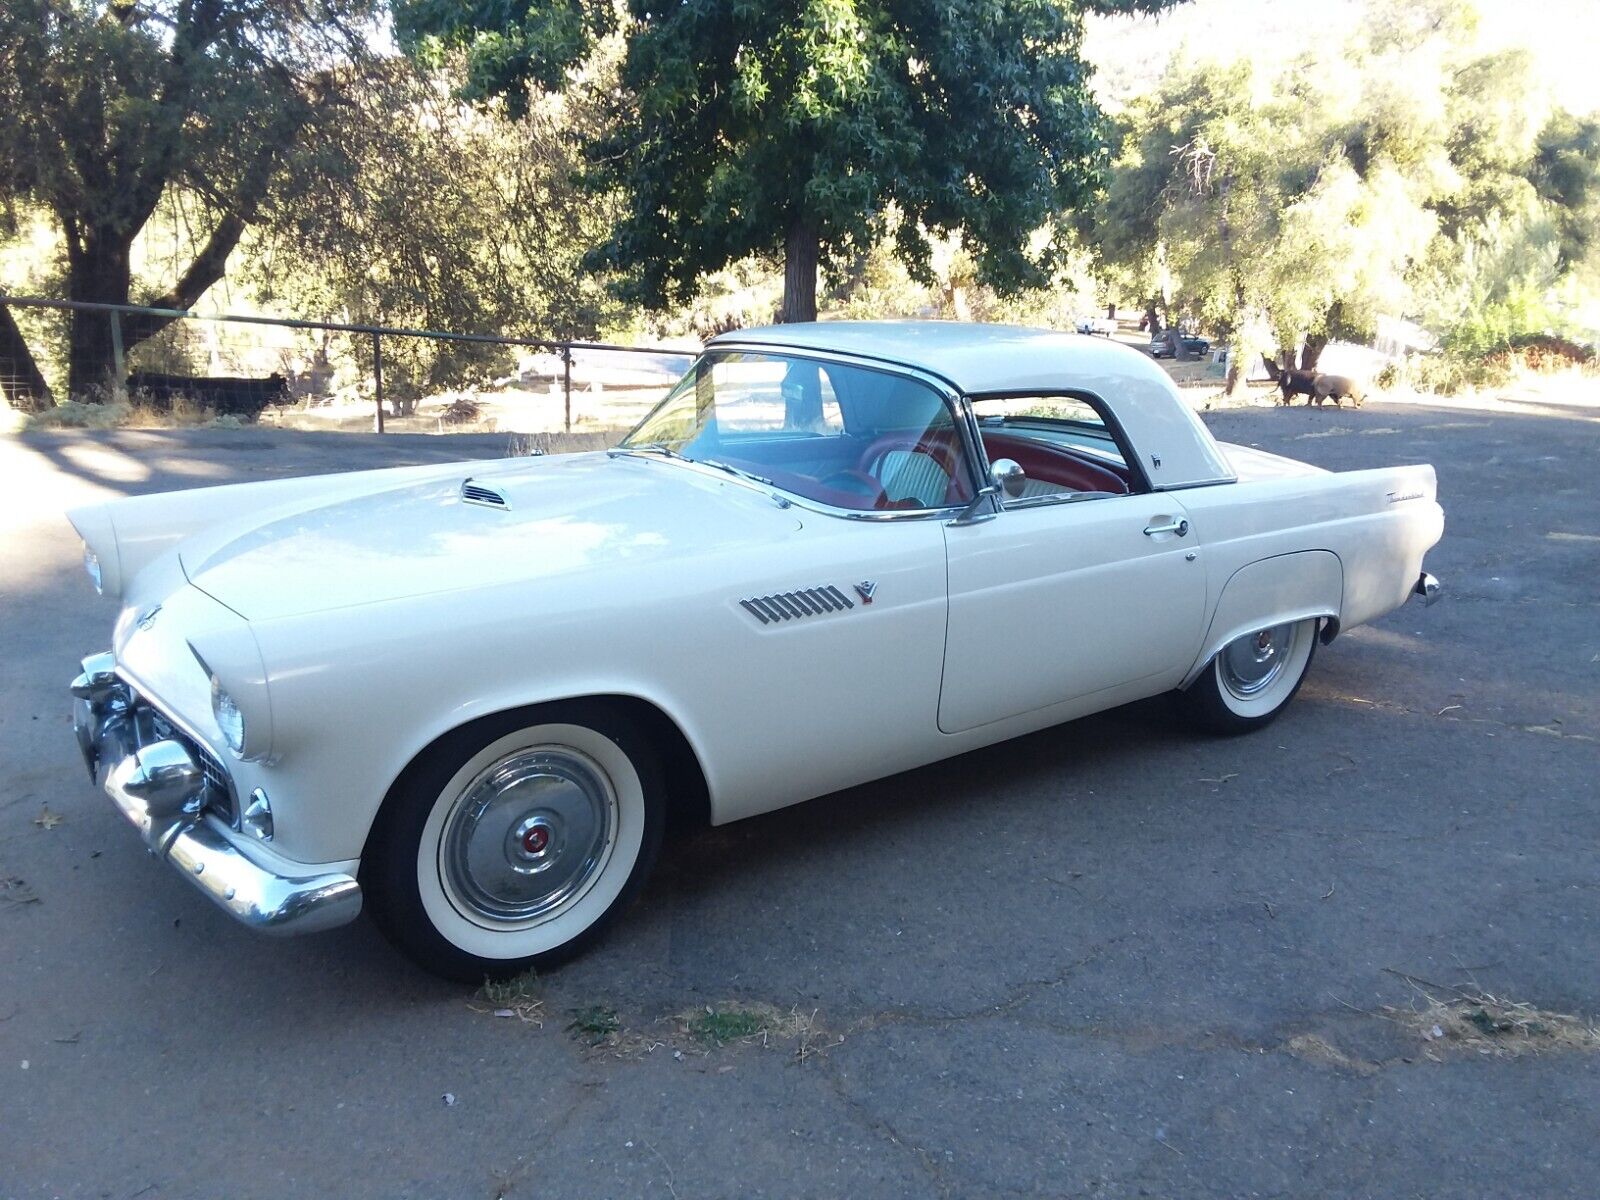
[990,457,1026,499]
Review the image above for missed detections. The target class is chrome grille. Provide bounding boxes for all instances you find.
[146,708,238,827]
[740,585,855,625]
[194,741,236,824]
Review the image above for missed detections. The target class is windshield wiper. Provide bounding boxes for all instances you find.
[607,442,691,462]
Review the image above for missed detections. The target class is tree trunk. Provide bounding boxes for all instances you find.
[780,220,819,324]
[122,213,248,347]
[0,304,55,411]
[1143,299,1162,335]
[65,230,134,400]
[1300,333,1328,372]
[945,284,971,321]
[1225,354,1249,396]
[60,211,253,400]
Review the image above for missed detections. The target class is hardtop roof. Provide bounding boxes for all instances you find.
[707,320,1164,395]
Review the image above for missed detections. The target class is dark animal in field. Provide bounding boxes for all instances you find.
[1261,355,1318,405]
[126,372,291,420]
[1311,374,1364,408]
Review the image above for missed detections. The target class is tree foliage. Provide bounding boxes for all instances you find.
[0,0,379,406]
[397,0,1190,322]
[241,59,622,406]
[1085,0,1600,388]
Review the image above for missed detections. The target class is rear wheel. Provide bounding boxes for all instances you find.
[363,703,664,982]
[1177,618,1319,735]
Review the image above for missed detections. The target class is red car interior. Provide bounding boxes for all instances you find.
[707,426,1132,511]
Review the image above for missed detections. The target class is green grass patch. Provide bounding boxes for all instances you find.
[568,1004,622,1046]
[688,1006,769,1045]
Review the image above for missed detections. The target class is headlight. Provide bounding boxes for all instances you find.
[83,543,102,594]
[210,675,246,756]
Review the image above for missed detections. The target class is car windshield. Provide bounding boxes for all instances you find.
[621,351,977,512]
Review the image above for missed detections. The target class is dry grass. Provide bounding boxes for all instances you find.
[551,999,842,1062]
[670,1002,842,1062]
[1282,1032,1380,1075]
[468,970,545,1026]
[1385,988,1600,1059]
[23,396,248,431]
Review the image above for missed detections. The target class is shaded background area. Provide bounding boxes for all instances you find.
[1,397,1597,1198]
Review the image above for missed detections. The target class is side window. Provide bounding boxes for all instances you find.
[971,394,1134,502]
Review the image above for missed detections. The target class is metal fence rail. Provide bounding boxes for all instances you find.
[0,293,697,434]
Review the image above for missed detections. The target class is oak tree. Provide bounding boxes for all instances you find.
[0,0,379,407]
[397,0,1187,323]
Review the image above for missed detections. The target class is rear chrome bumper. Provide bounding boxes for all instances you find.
[1413,571,1442,606]
[72,653,361,936]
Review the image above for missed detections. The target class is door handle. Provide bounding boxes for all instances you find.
[1143,518,1189,537]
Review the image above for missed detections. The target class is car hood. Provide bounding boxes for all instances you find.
[180,452,801,621]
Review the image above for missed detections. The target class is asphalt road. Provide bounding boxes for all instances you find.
[2,395,1597,1199]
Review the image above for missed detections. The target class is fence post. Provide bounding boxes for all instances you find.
[108,310,125,399]
[561,344,573,433]
[372,331,385,434]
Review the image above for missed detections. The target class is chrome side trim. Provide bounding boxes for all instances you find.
[998,490,1122,511]
[1147,476,1238,492]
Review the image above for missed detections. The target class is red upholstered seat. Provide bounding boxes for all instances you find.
[979,432,1130,495]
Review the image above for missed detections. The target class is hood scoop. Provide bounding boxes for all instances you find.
[460,478,510,510]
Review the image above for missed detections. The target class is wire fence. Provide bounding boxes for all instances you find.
[0,294,697,436]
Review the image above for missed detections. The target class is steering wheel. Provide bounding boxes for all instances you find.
[819,467,889,508]
[856,432,966,505]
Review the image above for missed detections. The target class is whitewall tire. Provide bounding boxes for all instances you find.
[363,703,664,981]
[1178,618,1319,735]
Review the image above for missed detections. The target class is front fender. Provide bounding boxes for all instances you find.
[1181,551,1343,689]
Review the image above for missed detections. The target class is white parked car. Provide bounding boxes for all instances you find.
[68,322,1443,980]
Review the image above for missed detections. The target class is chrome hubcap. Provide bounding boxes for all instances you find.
[442,747,614,924]
[1220,622,1296,698]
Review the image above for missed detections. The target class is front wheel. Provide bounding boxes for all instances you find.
[362,703,664,982]
[1176,618,1319,736]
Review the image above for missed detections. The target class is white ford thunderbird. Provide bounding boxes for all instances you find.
[68,322,1444,980]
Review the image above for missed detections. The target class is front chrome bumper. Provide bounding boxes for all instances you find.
[1413,571,1442,606]
[72,653,361,936]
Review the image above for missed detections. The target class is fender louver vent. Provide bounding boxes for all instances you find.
[740,585,855,625]
[460,478,510,510]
